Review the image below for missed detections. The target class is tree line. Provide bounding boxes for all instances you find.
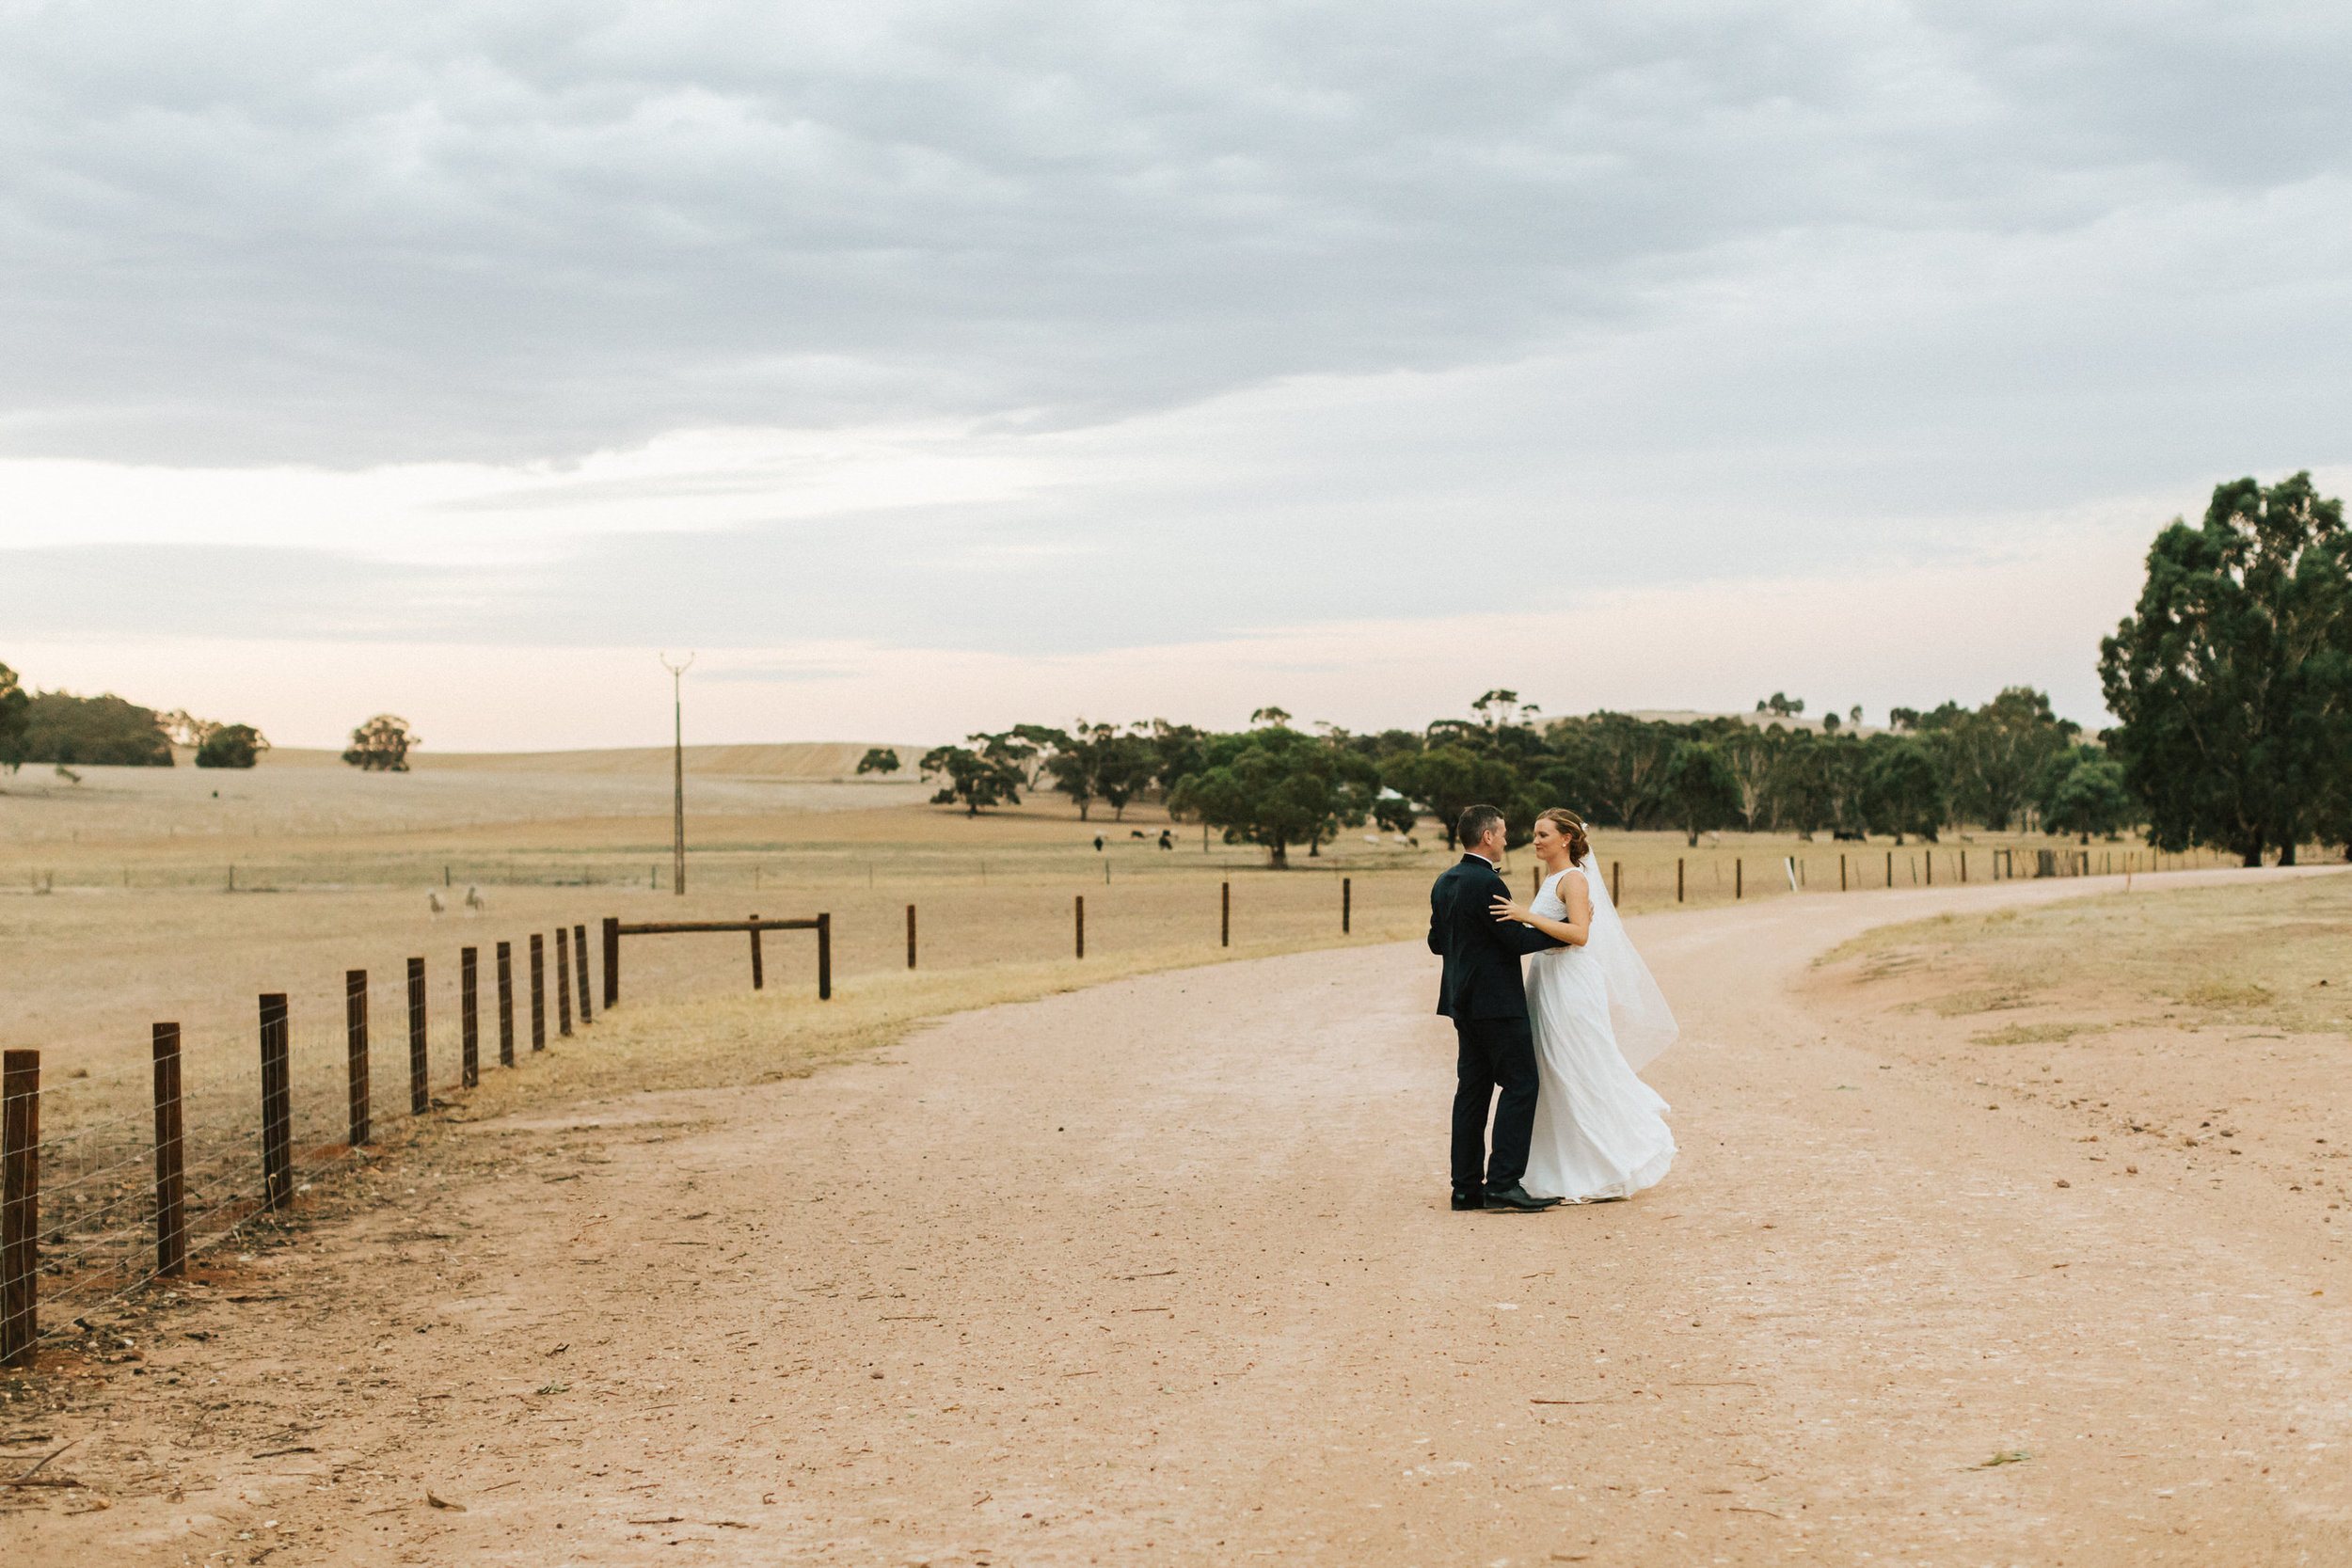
[886,689,2131,867]
[0,660,415,773]
[893,473,2352,869]
[0,663,268,770]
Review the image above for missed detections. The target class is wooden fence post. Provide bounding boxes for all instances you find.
[1840,853,1848,891]
[602,917,620,1008]
[817,913,832,1000]
[1734,859,1741,899]
[461,947,480,1087]
[1074,895,1086,959]
[260,993,293,1212]
[906,904,917,970]
[1926,850,1933,886]
[749,914,765,990]
[574,924,592,1022]
[1961,849,1967,882]
[1221,882,1231,948]
[1343,877,1352,933]
[1677,859,1684,903]
[556,928,574,1037]
[496,942,516,1069]
[0,1049,36,1367]
[152,1024,185,1279]
[406,958,428,1114]
[1613,862,1622,906]
[1885,850,1894,888]
[345,969,371,1146]
[530,935,546,1051]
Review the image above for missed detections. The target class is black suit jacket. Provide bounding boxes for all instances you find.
[1427,854,1564,1019]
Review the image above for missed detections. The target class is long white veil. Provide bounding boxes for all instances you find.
[1575,851,1679,1070]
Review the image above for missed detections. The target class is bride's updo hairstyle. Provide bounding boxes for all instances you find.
[1536,807,1591,864]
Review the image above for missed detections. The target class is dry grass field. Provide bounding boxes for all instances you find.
[5,753,2225,1016]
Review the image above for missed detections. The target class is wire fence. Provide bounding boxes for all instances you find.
[2,920,611,1361]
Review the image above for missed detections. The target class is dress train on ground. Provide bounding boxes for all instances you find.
[1519,866,1677,1202]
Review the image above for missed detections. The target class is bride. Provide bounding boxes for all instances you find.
[1487,808,1678,1203]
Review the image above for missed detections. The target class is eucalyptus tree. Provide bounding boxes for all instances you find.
[1662,740,1742,846]
[195,724,267,769]
[1383,744,1526,847]
[341,713,417,771]
[0,661,25,770]
[919,744,1025,816]
[1046,721,1159,820]
[1862,735,1945,843]
[1168,724,1379,866]
[1715,721,1789,831]
[1937,689,2076,831]
[2100,472,2352,864]
[2032,745,2136,844]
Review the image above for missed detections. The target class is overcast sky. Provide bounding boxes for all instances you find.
[7,1,2349,749]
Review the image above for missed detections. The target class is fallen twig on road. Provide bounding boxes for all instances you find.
[5,1438,81,1485]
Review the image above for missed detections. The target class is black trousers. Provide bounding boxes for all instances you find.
[1452,1013,1539,1194]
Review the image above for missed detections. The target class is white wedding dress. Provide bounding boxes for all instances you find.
[1520,860,1678,1203]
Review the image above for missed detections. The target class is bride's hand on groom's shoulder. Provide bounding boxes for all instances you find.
[1488,895,1528,924]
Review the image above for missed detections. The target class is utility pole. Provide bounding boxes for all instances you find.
[660,652,693,895]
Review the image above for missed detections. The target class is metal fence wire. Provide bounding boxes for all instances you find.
[4,921,609,1355]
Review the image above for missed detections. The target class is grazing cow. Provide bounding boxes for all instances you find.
[1157,830,1174,850]
[464,884,487,912]
[1093,834,1104,852]
[426,890,446,917]
[1832,828,1867,842]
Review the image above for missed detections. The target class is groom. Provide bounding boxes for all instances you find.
[1429,804,1565,1212]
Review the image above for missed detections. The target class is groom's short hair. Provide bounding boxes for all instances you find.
[1457,804,1505,848]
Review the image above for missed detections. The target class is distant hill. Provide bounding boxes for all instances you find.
[257,742,933,780]
[1618,709,1886,738]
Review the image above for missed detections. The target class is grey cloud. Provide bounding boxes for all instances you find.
[6,1,2349,465]
[4,543,457,639]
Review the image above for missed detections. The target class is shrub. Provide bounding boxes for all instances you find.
[195,723,268,769]
[342,714,418,771]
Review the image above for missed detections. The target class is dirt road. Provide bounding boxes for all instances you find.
[17,869,2352,1565]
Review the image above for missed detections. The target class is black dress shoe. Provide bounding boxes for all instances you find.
[1484,1183,1564,1212]
[1451,1191,1483,1212]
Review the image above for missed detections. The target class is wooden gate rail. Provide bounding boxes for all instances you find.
[602,914,831,1005]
